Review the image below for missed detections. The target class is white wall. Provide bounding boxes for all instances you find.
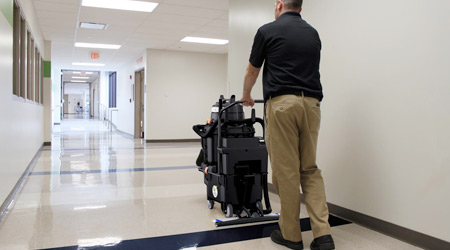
[51,67,62,124]
[228,0,450,242]
[145,49,227,140]
[112,53,146,135]
[0,1,45,206]
[228,0,273,139]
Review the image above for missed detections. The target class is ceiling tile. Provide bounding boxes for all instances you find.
[38,0,230,71]
[34,1,79,12]
[154,3,226,19]
[161,0,228,10]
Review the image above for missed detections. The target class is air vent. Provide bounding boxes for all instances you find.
[80,22,108,30]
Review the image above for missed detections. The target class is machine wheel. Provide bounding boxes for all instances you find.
[208,200,214,209]
[256,200,264,216]
[225,204,233,218]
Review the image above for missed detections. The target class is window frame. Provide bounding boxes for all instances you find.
[26,30,33,101]
[13,2,20,96]
[35,48,39,103]
[40,57,44,104]
[109,72,117,108]
[19,14,26,99]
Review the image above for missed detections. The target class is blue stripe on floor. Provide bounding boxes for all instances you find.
[41,215,350,250]
[29,165,198,176]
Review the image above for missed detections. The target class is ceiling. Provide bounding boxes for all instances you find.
[64,82,90,95]
[62,70,100,83]
[33,0,229,71]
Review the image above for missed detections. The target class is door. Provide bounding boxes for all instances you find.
[91,87,95,118]
[134,70,145,138]
[63,94,69,114]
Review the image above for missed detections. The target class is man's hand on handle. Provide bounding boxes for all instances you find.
[241,94,255,107]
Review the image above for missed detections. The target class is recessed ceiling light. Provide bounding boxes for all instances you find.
[82,0,159,13]
[181,37,229,45]
[71,80,88,83]
[75,42,121,49]
[72,62,105,67]
[72,76,89,79]
[80,22,108,30]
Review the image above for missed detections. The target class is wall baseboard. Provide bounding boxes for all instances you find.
[146,139,201,143]
[266,183,449,250]
[113,128,134,139]
[43,142,51,146]
[327,202,449,250]
[0,146,42,223]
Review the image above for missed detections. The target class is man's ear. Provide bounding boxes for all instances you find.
[276,0,283,11]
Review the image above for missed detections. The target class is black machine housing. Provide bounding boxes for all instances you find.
[193,95,272,218]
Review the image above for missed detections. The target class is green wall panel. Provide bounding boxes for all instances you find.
[44,61,51,78]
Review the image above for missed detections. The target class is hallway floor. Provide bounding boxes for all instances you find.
[0,118,422,250]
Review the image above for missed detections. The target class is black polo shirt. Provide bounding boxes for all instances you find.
[249,11,323,101]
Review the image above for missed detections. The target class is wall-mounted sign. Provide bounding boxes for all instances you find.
[90,52,100,59]
[136,56,143,65]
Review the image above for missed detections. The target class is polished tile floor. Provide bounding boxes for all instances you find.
[0,118,423,250]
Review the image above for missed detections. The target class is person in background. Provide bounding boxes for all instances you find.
[241,0,335,249]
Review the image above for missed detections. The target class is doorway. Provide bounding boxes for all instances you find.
[60,70,99,120]
[134,69,145,138]
[63,82,90,119]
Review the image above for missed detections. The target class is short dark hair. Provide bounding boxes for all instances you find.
[281,0,303,10]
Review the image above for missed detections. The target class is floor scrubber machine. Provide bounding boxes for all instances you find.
[193,95,279,227]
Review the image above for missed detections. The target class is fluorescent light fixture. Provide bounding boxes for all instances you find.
[72,62,105,67]
[72,76,89,79]
[181,37,229,45]
[85,72,94,74]
[80,22,108,30]
[82,0,158,13]
[72,71,82,74]
[71,80,88,83]
[75,42,121,49]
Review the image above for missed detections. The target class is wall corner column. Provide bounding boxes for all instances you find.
[43,40,52,144]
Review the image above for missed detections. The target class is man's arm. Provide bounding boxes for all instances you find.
[241,63,261,107]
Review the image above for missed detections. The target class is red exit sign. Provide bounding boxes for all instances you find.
[90,52,100,59]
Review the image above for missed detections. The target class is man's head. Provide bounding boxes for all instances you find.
[274,0,303,19]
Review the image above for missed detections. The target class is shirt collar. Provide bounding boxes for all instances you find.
[279,11,302,19]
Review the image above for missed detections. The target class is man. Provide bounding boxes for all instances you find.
[241,0,335,249]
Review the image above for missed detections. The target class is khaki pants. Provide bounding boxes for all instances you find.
[265,94,331,242]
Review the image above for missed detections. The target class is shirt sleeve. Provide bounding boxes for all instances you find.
[249,29,267,68]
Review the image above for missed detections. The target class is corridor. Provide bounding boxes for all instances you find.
[0,118,422,250]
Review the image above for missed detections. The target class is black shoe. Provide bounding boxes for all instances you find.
[310,235,335,250]
[270,230,303,250]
